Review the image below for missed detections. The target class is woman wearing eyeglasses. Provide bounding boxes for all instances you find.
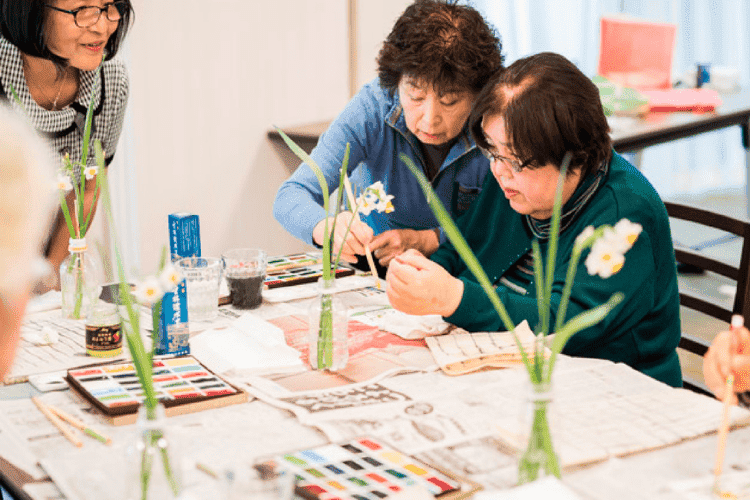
[387,52,682,387]
[0,0,133,289]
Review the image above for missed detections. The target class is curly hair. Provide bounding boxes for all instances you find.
[377,0,503,96]
[470,52,612,180]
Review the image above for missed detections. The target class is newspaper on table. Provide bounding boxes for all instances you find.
[242,356,750,488]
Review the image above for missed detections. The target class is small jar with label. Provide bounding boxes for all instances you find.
[85,300,122,357]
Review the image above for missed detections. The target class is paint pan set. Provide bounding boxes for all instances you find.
[279,436,462,499]
[66,356,247,425]
[265,253,355,289]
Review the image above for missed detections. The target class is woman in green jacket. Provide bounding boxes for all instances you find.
[386,52,682,387]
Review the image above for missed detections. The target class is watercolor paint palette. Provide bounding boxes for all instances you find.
[265,253,355,289]
[279,437,464,500]
[66,356,248,425]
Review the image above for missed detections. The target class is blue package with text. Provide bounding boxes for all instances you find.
[154,279,190,356]
[169,213,201,262]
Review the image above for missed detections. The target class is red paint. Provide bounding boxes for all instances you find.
[358,438,381,450]
[70,369,102,377]
[302,484,326,494]
[365,473,387,483]
[153,375,179,382]
[427,476,454,492]
[205,389,233,397]
[173,392,200,399]
[180,371,209,379]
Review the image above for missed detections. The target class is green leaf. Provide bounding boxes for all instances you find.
[275,127,333,280]
[98,166,159,411]
[545,292,624,381]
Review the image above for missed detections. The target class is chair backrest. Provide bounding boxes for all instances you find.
[598,16,677,90]
[665,201,750,394]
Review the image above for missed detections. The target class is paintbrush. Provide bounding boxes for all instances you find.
[712,314,744,496]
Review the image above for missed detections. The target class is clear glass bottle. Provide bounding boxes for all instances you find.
[308,277,349,371]
[85,300,122,357]
[60,237,100,319]
[125,404,182,500]
[517,380,561,484]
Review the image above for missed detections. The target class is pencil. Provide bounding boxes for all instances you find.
[343,176,380,289]
[31,397,83,448]
[47,405,112,445]
[712,314,744,494]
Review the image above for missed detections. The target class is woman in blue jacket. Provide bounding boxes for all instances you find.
[273,0,503,276]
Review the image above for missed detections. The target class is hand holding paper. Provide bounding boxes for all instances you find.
[386,249,464,317]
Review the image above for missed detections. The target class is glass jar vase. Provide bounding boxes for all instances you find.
[60,238,100,319]
[308,277,348,371]
[125,403,182,500]
[517,380,561,484]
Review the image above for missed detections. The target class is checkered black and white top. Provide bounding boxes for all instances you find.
[0,34,129,175]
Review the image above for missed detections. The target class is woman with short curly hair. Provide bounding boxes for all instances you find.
[274,0,503,276]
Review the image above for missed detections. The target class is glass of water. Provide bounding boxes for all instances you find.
[176,257,223,322]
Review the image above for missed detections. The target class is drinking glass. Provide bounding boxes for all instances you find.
[176,257,222,322]
[221,248,267,309]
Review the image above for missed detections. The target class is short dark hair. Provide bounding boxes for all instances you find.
[471,52,612,179]
[0,0,134,67]
[377,0,503,96]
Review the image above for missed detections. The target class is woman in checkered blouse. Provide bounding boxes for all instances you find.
[0,0,133,289]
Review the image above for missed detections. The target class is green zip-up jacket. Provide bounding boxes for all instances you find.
[431,152,682,387]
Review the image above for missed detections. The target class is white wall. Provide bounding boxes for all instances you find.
[123,0,408,273]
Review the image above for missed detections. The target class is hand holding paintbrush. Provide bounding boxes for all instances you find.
[707,315,747,495]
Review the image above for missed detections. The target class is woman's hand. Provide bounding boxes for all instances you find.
[386,249,463,317]
[369,228,440,267]
[704,325,750,403]
[312,212,374,264]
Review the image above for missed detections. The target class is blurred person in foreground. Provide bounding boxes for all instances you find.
[0,106,56,380]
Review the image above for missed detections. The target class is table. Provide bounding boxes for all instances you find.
[268,90,750,216]
[2,280,750,500]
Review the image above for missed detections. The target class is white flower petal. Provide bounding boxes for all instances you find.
[84,166,98,180]
[158,264,183,291]
[613,219,642,250]
[133,276,165,305]
[585,239,626,279]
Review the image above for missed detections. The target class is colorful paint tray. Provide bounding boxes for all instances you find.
[66,355,248,425]
[278,436,474,499]
[265,253,355,289]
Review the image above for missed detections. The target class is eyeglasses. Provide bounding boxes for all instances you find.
[46,2,126,29]
[479,146,530,174]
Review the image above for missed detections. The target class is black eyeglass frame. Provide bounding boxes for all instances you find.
[45,2,125,28]
[478,146,533,174]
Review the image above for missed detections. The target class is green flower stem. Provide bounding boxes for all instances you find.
[317,293,334,369]
[518,399,560,484]
[58,192,76,241]
[73,254,83,318]
[545,292,624,383]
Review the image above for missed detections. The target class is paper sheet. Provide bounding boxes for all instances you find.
[189,312,305,375]
[426,320,539,374]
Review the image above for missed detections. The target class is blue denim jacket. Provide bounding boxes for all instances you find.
[273,78,490,246]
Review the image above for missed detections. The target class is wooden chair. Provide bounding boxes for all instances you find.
[665,201,750,395]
